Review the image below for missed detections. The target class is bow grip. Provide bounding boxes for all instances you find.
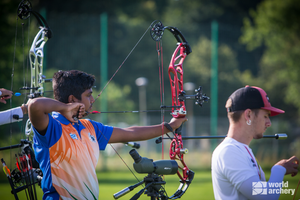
[175,124,182,135]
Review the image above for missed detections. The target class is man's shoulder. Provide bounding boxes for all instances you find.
[213,138,244,158]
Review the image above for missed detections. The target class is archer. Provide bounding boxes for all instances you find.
[27,70,187,199]
[0,88,29,125]
[212,86,299,199]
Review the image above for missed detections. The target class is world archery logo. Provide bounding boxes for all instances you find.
[252,181,267,195]
[88,133,96,142]
[252,181,295,196]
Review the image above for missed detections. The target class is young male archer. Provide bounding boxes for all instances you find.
[28,70,186,199]
[211,85,299,200]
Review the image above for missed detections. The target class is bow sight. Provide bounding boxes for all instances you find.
[178,86,210,107]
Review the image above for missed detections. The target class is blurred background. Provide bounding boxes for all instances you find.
[0,0,300,172]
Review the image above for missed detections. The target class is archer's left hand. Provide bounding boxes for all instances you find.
[168,117,188,131]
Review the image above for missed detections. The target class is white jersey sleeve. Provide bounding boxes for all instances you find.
[239,165,286,200]
[0,107,23,126]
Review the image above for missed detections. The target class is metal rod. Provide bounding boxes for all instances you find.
[161,133,287,140]
[90,109,172,114]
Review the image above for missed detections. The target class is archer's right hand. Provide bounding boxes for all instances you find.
[0,88,13,104]
[62,103,86,123]
[275,156,299,177]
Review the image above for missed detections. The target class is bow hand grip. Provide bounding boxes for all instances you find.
[175,124,182,135]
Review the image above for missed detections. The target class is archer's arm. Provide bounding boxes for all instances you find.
[109,117,187,143]
[0,107,23,125]
[28,97,85,135]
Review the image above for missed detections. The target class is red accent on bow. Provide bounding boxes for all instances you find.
[168,42,191,183]
[150,20,196,198]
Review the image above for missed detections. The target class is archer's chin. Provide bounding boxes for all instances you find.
[253,134,263,139]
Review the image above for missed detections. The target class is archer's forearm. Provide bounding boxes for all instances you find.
[28,97,70,134]
[110,123,175,143]
[28,97,68,115]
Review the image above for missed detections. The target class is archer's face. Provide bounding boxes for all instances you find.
[252,109,271,139]
[80,88,95,112]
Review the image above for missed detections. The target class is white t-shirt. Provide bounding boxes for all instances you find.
[211,137,266,200]
[0,107,23,126]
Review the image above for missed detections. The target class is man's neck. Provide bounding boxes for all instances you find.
[227,124,253,146]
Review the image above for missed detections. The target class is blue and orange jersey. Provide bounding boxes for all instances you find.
[33,112,113,200]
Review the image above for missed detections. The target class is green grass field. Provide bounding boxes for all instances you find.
[0,169,299,200]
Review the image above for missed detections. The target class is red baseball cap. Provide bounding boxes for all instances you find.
[227,85,285,116]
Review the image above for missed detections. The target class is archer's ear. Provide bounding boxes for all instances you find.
[243,109,252,121]
[68,95,78,103]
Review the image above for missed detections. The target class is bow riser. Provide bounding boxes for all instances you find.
[168,43,187,118]
[29,27,48,98]
[169,135,190,180]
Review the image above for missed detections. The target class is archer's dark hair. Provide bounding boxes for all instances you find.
[52,70,95,103]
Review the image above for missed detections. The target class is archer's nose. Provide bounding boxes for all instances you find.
[91,95,95,104]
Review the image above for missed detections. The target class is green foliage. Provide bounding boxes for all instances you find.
[89,81,138,125]
[185,36,253,115]
[240,0,300,118]
[1,169,300,199]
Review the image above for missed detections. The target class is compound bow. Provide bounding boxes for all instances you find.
[0,0,52,199]
[150,20,209,199]
[90,20,209,199]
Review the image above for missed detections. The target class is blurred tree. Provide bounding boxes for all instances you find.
[0,0,266,121]
[89,81,137,125]
[240,0,300,119]
[0,1,24,95]
[0,0,36,140]
[185,36,252,116]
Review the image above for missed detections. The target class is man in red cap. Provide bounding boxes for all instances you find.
[212,86,299,200]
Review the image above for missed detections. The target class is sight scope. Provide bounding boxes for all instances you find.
[129,149,178,175]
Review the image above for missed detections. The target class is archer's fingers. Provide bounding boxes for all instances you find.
[77,105,86,118]
[291,170,298,177]
[0,98,7,104]
[288,156,299,165]
[72,104,85,121]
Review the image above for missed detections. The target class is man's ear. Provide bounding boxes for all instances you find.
[68,95,79,103]
[243,109,252,121]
